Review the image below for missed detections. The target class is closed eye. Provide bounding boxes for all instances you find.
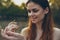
[32,9,39,13]
[27,8,39,13]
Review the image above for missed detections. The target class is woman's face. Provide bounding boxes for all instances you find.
[26,2,49,24]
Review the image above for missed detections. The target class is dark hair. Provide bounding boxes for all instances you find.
[26,0,49,9]
[26,0,54,40]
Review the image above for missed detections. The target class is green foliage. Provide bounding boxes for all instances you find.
[0,0,60,25]
[0,2,28,21]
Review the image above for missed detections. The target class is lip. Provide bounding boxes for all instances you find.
[31,17,38,21]
[32,16,37,19]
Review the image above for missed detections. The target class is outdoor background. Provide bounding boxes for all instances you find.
[0,0,60,40]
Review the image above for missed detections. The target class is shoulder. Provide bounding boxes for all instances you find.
[53,27,60,40]
[53,27,60,34]
[53,27,60,33]
[20,27,29,36]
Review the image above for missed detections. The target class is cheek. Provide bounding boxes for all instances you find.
[37,12,45,21]
[35,9,44,15]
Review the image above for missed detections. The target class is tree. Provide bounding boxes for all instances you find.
[49,0,60,25]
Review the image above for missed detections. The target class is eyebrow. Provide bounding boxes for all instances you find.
[27,8,38,10]
[32,8,37,10]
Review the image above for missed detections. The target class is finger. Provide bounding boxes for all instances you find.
[1,29,8,38]
[1,29,17,40]
[4,36,17,40]
[5,24,19,32]
[5,26,15,32]
[1,29,5,36]
[6,31,23,37]
[4,27,9,32]
[4,26,16,32]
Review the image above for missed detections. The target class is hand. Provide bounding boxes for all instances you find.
[1,29,25,40]
[1,22,25,40]
[5,22,19,32]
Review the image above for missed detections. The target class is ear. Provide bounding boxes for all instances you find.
[44,7,49,14]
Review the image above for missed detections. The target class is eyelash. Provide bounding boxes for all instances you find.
[27,10,39,13]
[33,10,39,12]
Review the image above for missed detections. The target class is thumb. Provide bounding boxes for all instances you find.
[1,29,4,34]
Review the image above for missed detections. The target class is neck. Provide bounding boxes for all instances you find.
[36,21,43,31]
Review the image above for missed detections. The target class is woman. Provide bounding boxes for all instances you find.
[1,0,60,40]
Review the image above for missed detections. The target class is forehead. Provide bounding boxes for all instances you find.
[26,2,42,10]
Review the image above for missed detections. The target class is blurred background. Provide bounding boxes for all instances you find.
[0,0,60,40]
